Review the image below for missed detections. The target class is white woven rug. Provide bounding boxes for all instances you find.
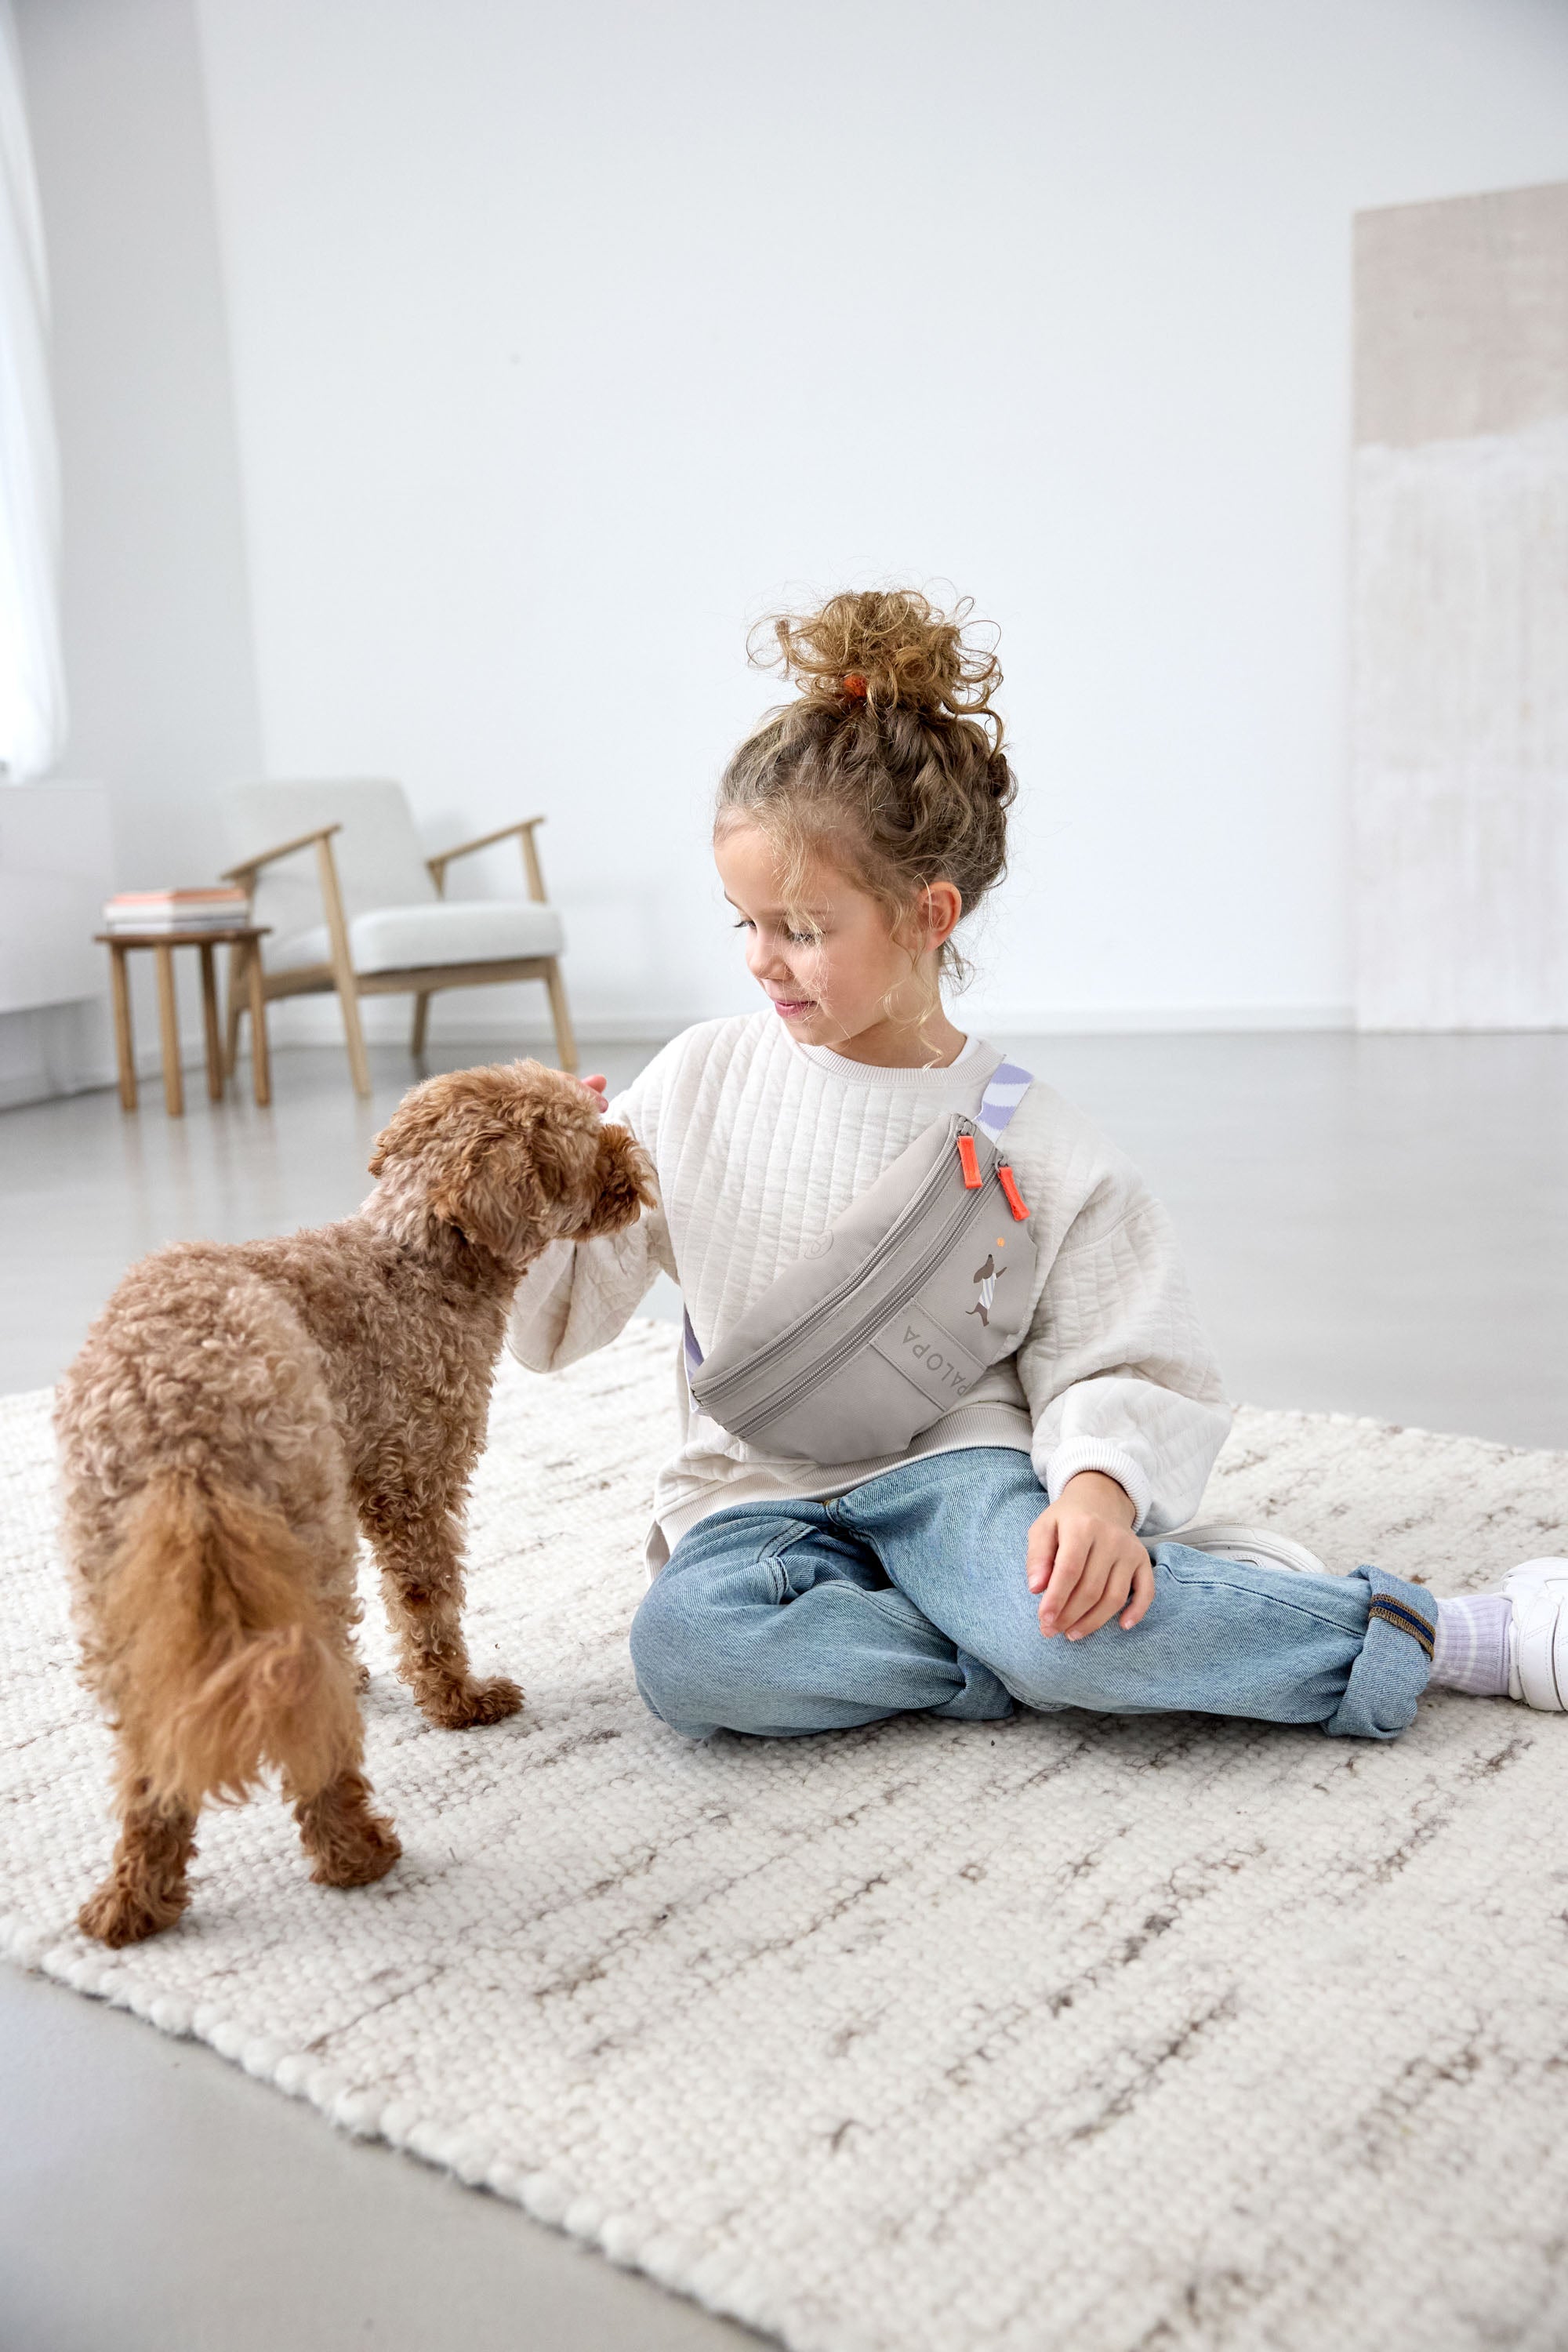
[5,1320,1568,2352]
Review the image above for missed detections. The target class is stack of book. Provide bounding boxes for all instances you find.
[101,887,252,936]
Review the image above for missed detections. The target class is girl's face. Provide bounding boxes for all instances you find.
[713,818,960,1055]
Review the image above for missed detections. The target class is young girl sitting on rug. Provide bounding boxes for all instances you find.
[508,588,1566,1741]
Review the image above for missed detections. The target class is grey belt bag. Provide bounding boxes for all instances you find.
[684,1059,1037,1465]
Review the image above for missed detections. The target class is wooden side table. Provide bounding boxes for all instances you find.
[96,927,272,1116]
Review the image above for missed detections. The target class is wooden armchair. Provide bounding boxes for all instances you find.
[220,779,577,1098]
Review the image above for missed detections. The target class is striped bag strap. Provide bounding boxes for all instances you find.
[975,1056,1033,1142]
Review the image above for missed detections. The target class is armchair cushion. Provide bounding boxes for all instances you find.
[269,897,565,977]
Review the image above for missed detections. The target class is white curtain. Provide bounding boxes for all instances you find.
[0,0,64,779]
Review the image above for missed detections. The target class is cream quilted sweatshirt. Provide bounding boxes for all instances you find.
[507,1014,1232,1566]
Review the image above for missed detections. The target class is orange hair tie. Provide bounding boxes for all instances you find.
[841,673,868,702]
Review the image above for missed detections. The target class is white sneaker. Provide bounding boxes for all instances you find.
[1164,1521,1330,1579]
[1504,1559,1568,1711]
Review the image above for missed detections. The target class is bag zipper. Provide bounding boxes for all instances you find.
[696,1118,975,1413]
[711,1152,1003,1432]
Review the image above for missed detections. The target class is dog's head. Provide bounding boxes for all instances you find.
[367,1061,655,1269]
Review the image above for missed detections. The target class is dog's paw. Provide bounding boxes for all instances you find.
[78,1877,187,1947]
[420,1673,524,1730]
[309,1813,402,1889]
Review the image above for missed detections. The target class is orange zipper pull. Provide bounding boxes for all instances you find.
[998,1163,1029,1221]
[956,1133,982,1189]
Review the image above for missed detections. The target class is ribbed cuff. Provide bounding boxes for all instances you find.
[1042,1439,1153,1530]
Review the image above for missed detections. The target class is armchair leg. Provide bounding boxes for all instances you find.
[410,990,431,1058]
[543,959,578,1075]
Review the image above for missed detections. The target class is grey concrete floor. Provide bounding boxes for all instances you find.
[1,1027,1563,2351]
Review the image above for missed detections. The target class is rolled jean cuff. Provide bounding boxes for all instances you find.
[1323,1565,1437,1741]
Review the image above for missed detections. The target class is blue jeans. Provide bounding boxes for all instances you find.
[630,1447,1436,1744]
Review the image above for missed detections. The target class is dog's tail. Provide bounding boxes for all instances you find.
[98,1472,362,1811]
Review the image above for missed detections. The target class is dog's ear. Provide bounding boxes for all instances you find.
[425,1129,535,1258]
[571,1124,657,1238]
[368,1083,449,1180]
[427,1100,601,1259]
[369,1073,534,1253]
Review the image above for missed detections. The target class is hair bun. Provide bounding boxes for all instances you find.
[753,588,1004,752]
[722,583,1017,981]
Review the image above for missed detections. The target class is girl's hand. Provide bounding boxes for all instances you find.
[1026,1471,1153,1641]
[578,1072,608,1112]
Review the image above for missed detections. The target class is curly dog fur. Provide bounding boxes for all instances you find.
[56,1059,654,1947]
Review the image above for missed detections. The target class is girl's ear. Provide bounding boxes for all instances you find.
[919,880,963,950]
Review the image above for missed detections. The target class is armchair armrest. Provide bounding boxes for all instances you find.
[221,822,343,883]
[221,820,356,1000]
[426,815,550,902]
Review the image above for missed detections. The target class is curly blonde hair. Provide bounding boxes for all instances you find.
[716,588,1016,992]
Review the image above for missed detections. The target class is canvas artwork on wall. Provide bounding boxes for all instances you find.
[1352,180,1568,1031]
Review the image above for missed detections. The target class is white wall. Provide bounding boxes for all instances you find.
[190,0,1568,1040]
[9,0,262,1094]
[21,2,1568,1058]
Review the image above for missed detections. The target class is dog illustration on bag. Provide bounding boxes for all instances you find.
[967,1252,1007,1330]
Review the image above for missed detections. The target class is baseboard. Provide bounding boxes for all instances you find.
[256,999,1361,1061]
[0,1044,235,1111]
[956,1004,1356,1037]
[394,1002,1359,1045]
[7,998,1551,1109]
[0,1001,114,1110]
[0,1070,101,1110]
[0,995,1367,1110]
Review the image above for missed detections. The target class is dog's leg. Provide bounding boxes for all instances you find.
[364,1495,523,1731]
[293,1766,401,1887]
[78,1775,198,1947]
[280,1601,401,1886]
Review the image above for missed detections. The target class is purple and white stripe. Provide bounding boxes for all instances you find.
[1430,1592,1512,1697]
[975,1060,1033,1143]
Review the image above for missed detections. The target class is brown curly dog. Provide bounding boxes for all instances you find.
[56,1059,654,1947]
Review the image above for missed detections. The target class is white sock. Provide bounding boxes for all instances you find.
[1430,1593,1512,1696]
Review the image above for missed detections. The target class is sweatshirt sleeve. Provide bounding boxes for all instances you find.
[1016,1185,1232,1536]
[505,1057,679,1375]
